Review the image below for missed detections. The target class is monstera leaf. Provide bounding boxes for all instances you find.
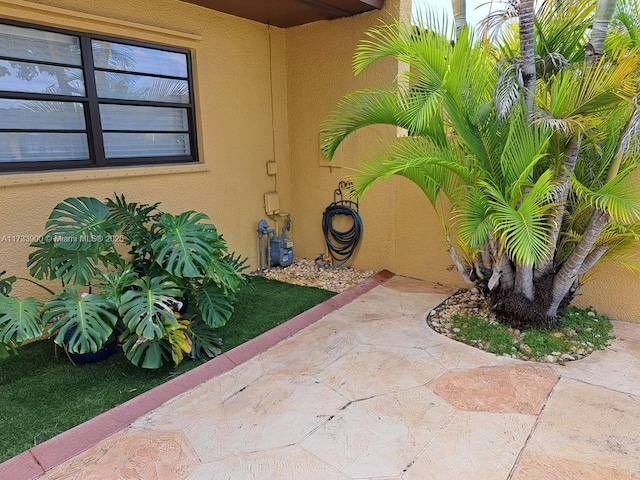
[43,288,118,354]
[152,212,224,278]
[27,238,60,281]
[187,315,223,359]
[204,256,244,295]
[121,333,171,369]
[195,277,236,328]
[106,193,161,260]
[121,318,191,368]
[45,197,118,251]
[51,250,107,286]
[0,295,43,357]
[28,239,107,285]
[118,276,182,340]
[0,271,16,296]
[164,319,191,365]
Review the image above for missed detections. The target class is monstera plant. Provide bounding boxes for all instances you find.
[0,195,246,368]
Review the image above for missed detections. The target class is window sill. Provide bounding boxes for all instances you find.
[0,163,209,187]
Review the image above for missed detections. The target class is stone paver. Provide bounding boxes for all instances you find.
[3,273,638,480]
[551,320,640,396]
[315,344,445,401]
[429,364,558,414]
[404,411,537,480]
[300,387,457,478]
[512,377,640,477]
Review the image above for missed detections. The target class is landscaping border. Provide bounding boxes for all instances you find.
[0,270,395,480]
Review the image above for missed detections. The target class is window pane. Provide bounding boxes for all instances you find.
[95,72,189,103]
[103,133,190,158]
[100,105,188,131]
[92,40,187,78]
[0,24,81,66]
[0,132,88,162]
[0,100,85,130]
[0,60,85,96]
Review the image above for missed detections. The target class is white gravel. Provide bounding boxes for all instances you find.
[253,257,375,293]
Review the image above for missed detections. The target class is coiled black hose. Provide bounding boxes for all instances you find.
[315,203,363,269]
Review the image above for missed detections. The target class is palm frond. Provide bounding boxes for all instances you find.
[456,186,494,248]
[398,80,447,144]
[543,50,637,128]
[495,61,522,120]
[354,18,455,78]
[350,137,468,206]
[320,89,402,160]
[534,0,593,64]
[500,107,551,194]
[484,169,557,266]
[571,166,640,224]
[610,0,640,49]
[618,93,640,161]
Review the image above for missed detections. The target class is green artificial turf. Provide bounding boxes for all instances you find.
[0,276,335,462]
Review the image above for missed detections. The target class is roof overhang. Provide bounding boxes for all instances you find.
[178,0,384,28]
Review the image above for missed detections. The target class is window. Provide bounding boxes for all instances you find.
[0,21,198,172]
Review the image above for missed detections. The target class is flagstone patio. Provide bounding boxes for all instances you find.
[3,273,640,479]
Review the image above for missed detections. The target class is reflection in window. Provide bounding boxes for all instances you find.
[0,99,85,130]
[92,40,188,77]
[0,61,85,95]
[0,21,197,171]
[0,133,89,162]
[95,73,189,103]
[0,24,81,65]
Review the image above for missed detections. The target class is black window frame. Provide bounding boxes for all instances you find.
[0,19,199,173]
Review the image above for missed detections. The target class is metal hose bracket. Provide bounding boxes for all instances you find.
[315,181,363,269]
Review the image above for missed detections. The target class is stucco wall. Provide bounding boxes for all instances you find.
[284,0,462,286]
[285,0,410,275]
[0,0,290,298]
[283,0,640,322]
[1,0,638,322]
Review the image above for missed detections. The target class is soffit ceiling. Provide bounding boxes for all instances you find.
[179,0,384,28]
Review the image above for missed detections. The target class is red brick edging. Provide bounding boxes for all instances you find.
[0,270,395,480]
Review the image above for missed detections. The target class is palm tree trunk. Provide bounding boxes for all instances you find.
[547,210,610,316]
[500,254,516,290]
[578,245,608,275]
[537,134,582,277]
[519,0,536,121]
[589,0,618,59]
[515,0,537,300]
[451,0,467,37]
[446,233,474,285]
[515,264,535,300]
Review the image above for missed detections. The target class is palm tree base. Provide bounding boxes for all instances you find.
[488,274,574,329]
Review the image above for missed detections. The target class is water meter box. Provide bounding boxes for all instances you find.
[270,236,294,267]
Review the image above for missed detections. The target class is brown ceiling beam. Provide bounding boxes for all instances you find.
[297,0,351,17]
[359,0,384,8]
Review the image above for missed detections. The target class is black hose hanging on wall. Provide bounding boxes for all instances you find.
[316,182,363,269]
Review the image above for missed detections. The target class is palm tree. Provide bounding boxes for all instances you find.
[452,0,467,36]
[590,0,619,56]
[321,1,640,328]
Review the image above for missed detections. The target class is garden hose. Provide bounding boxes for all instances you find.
[315,202,363,269]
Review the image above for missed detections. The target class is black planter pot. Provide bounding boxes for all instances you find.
[63,328,118,364]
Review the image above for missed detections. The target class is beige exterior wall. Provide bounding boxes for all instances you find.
[284,0,409,275]
[0,0,290,298]
[1,0,638,322]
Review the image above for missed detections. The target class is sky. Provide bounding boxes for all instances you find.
[411,0,503,27]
